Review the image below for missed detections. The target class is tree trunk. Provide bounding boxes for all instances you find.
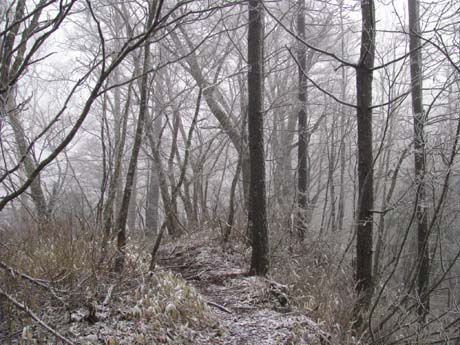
[114,0,158,272]
[145,107,162,236]
[8,100,49,226]
[146,114,183,238]
[354,0,376,316]
[145,69,163,236]
[170,29,251,207]
[408,0,429,320]
[224,158,242,243]
[102,78,132,245]
[127,168,138,233]
[327,122,337,233]
[0,0,48,227]
[337,3,348,233]
[248,0,269,276]
[373,147,408,284]
[296,0,308,239]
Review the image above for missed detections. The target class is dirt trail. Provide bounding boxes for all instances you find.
[157,239,326,345]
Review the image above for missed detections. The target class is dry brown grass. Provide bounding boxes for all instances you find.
[0,215,216,344]
[269,232,360,344]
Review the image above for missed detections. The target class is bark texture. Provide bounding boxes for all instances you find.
[248,0,269,276]
[296,0,308,239]
[355,0,375,313]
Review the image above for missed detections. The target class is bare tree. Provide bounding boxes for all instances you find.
[0,0,77,226]
[114,0,160,272]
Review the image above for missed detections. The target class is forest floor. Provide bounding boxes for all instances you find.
[0,232,330,344]
[155,233,329,344]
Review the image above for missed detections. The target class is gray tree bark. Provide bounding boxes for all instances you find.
[0,0,49,227]
[145,113,161,235]
[102,74,132,244]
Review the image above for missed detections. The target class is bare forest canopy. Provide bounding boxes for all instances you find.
[1,0,460,344]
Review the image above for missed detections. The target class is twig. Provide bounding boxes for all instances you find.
[205,300,232,314]
[0,261,68,309]
[0,261,50,290]
[0,287,75,345]
[168,245,178,258]
[102,284,115,306]
[149,223,166,271]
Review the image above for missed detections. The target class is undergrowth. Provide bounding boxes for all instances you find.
[268,227,359,344]
[0,216,216,344]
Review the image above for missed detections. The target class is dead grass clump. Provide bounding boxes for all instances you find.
[271,239,359,344]
[114,269,215,341]
[0,217,218,344]
[0,216,113,341]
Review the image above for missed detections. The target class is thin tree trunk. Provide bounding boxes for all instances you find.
[114,1,159,272]
[0,0,48,227]
[296,0,308,239]
[354,0,376,318]
[337,2,347,232]
[127,169,138,233]
[172,88,202,229]
[224,158,242,243]
[408,0,429,320]
[170,29,251,207]
[167,110,180,216]
[101,80,132,246]
[248,0,269,276]
[147,130,182,238]
[328,120,337,233]
[96,92,110,226]
[145,159,160,235]
[8,100,48,226]
[373,147,409,284]
[145,76,163,236]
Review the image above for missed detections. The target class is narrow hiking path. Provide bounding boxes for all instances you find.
[157,236,328,345]
[0,232,330,344]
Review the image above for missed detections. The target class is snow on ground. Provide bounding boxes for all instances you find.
[1,232,328,344]
[157,233,329,344]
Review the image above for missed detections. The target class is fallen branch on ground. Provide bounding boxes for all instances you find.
[0,287,75,345]
[0,261,68,309]
[205,300,232,314]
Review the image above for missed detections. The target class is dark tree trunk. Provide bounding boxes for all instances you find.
[114,1,158,272]
[296,0,308,239]
[355,0,375,315]
[248,0,269,276]
[408,0,429,320]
